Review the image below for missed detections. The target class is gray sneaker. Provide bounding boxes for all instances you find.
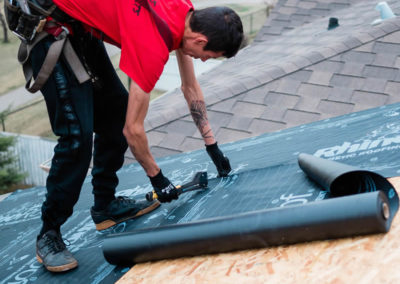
[91,196,160,230]
[36,230,78,273]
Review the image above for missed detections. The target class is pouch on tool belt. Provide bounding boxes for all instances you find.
[4,0,48,43]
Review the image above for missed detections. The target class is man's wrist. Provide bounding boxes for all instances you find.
[206,142,219,153]
[149,169,164,187]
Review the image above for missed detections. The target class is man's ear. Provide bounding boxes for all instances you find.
[194,35,208,46]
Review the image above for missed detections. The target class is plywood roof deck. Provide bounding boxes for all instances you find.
[117,178,400,284]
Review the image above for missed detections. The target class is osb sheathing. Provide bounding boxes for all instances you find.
[117,178,400,284]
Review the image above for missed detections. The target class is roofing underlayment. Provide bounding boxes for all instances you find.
[1,0,400,283]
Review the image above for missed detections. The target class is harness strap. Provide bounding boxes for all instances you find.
[18,22,90,93]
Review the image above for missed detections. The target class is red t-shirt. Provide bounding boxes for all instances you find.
[53,0,193,92]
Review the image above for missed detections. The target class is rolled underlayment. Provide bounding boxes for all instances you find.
[103,153,399,266]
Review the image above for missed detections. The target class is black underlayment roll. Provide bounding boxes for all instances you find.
[103,154,399,266]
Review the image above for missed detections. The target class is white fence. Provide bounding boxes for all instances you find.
[1,132,56,186]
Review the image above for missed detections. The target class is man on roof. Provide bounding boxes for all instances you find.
[23,0,243,273]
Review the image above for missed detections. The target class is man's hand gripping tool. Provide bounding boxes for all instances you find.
[146,171,208,201]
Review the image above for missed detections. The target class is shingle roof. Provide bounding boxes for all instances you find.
[125,0,400,163]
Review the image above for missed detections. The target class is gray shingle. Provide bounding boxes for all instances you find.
[164,120,197,137]
[280,62,299,74]
[278,6,298,15]
[242,88,268,104]
[367,26,388,39]
[147,131,167,147]
[150,146,181,159]
[239,75,265,90]
[380,31,400,44]
[331,42,350,54]
[330,2,351,10]
[158,133,187,151]
[298,1,317,9]
[308,70,333,85]
[284,109,321,125]
[231,101,268,118]
[343,36,363,49]
[291,13,311,23]
[362,78,388,93]
[373,41,400,54]
[340,62,365,77]
[311,8,330,16]
[260,106,287,121]
[385,81,400,96]
[267,66,287,79]
[209,98,237,113]
[363,65,398,80]
[216,128,253,144]
[306,51,325,64]
[207,111,234,129]
[276,78,302,94]
[226,80,248,96]
[354,32,375,45]
[328,87,354,102]
[395,56,400,69]
[179,137,204,153]
[286,70,313,81]
[215,86,235,100]
[318,47,337,58]
[270,18,292,27]
[372,53,398,68]
[249,118,287,135]
[330,74,365,89]
[351,90,389,106]
[227,116,254,131]
[354,42,374,52]
[379,22,400,34]
[264,91,300,107]
[318,100,354,115]
[297,83,332,97]
[341,51,376,64]
[295,96,323,111]
[310,60,344,72]
[292,55,313,68]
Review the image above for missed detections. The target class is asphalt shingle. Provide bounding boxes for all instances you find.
[351,90,389,106]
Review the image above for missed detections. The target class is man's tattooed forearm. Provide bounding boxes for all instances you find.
[202,129,213,139]
[190,100,214,139]
[190,100,208,129]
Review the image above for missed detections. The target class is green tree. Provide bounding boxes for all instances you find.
[0,135,24,194]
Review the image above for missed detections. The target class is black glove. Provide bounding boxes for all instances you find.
[206,142,231,177]
[149,170,179,203]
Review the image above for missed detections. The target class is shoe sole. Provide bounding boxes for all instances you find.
[36,254,78,273]
[95,200,161,231]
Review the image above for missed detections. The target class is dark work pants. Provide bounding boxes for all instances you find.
[31,33,129,229]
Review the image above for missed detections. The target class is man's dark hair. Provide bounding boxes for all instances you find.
[190,7,244,58]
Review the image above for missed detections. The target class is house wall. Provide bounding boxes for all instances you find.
[1,132,56,186]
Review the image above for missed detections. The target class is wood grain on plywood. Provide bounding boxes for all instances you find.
[117,177,400,284]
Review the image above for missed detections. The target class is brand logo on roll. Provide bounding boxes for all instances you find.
[314,135,400,158]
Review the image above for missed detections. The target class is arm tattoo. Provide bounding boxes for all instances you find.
[190,100,214,139]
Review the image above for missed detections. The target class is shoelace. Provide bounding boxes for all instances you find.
[44,234,67,253]
[115,196,136,206]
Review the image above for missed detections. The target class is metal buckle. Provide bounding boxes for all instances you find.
[55,25,69,40]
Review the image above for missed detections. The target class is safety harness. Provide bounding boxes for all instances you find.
[4,0,174,93]
[4,0,90,93]
[18,22,91,93]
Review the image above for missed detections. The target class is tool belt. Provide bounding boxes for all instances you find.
[4,0,90,93]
